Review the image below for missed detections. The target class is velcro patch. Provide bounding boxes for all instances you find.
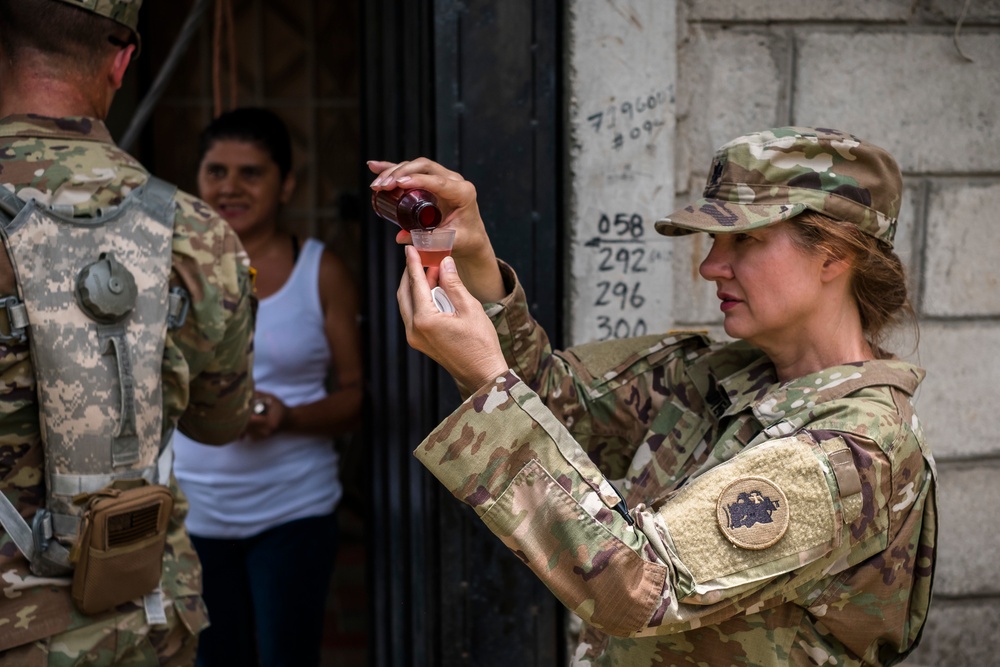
[657,434,838,590]
[716,477,789,550]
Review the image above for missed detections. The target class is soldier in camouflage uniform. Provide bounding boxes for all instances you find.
[0,0,255,664]
[372,126,936,666]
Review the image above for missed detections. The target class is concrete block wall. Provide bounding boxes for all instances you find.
[671,2,1000,664]
[566,1,999,664]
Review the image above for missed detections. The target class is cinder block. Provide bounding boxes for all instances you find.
[901,321,1000,458]
[925,0,1000,23]
[676,27,790,193]
[685,0,913,22]
[895,181,922,297]
[670,231,718,324]
[922,180,1000,317]
[794,32,1000,173]
[903,597,1000,666]
[931,462,1000,597]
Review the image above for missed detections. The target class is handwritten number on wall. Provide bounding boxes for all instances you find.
[598,247,648,273]
[598,213,644,238]
[587,91,668,151]
[591,212,658,341]
[581,87,672,342]
[594,281,646,310]
[597,316,648,340]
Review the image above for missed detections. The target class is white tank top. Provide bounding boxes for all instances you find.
[174,238,342,538]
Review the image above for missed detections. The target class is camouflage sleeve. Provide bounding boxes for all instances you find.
[415,371,928,638]
[482,261,552,388]
[483,261,692,476]
[162,191,254,444]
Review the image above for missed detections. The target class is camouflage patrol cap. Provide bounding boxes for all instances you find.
[50,0,142,35]
[655,127,903,246]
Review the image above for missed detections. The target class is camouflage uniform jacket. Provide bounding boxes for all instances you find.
[0,115,255,650]
[416,262,936,667]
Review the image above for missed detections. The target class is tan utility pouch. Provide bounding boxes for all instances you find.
[70,483,174,615]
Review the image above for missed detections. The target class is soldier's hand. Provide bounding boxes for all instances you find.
[369,158,506,303]
[397,247,508,394]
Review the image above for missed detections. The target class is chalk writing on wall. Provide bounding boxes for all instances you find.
[570,75,674,345]
[584,211,666,341]
[586,90,669,151]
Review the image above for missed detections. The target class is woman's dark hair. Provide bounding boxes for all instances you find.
[198,107,293,179]
[789,210,917,358]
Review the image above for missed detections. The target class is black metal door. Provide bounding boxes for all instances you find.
[362,1,563,665]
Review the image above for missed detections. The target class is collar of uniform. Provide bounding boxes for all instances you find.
[0,114,114,144]
[720,357,925,428]
[685,340,770,420]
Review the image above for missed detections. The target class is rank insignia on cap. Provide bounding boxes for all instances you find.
[716,476,789,550]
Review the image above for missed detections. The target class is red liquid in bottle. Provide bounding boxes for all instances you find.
[371,188,442,231]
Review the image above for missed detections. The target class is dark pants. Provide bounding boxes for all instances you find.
[191,511,339,667]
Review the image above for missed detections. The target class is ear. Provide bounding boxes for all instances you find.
[280,171,297,205]
[109,44,136,90]
[820,252,852,284]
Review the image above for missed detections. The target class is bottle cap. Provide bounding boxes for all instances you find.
[431,287,455,313]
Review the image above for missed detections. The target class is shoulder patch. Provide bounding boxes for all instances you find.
[657,434,840,592]
[716,477,789,550]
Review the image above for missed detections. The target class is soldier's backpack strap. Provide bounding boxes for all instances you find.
[0,172,24,532]
[0,188,54,567]
[0,188,29,342]
[138,178,184,467]
[141,177,190,331]
[0,482,75,570]
[0,185,25,222]
[0,485,39,563]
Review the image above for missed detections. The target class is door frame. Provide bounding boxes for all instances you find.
[361,1,565,664]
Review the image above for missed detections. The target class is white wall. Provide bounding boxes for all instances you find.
[565,1,677,346]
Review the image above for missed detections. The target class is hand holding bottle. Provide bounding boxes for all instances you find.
[368,158,506,304]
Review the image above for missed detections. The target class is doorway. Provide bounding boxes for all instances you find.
[120,1,564,664]
[115,1,367,664]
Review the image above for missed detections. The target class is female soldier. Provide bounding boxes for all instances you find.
[370,127,936,666]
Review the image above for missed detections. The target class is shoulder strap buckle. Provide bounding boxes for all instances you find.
[167,286,190,330]
[0,295,28,343]
[30,509,73,576]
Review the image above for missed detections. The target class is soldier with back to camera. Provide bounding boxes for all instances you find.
[0,0,255,663]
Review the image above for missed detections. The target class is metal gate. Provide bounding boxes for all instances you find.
[363,1,564,664]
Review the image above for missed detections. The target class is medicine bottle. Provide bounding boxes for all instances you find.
[371,188,442,231]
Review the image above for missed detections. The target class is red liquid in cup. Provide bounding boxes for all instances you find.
[371,188,442,231]
[417,248,451,268]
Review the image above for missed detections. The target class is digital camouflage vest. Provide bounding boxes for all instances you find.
[0,178,183,577]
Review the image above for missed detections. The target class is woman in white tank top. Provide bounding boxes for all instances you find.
[173,108,363,667]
